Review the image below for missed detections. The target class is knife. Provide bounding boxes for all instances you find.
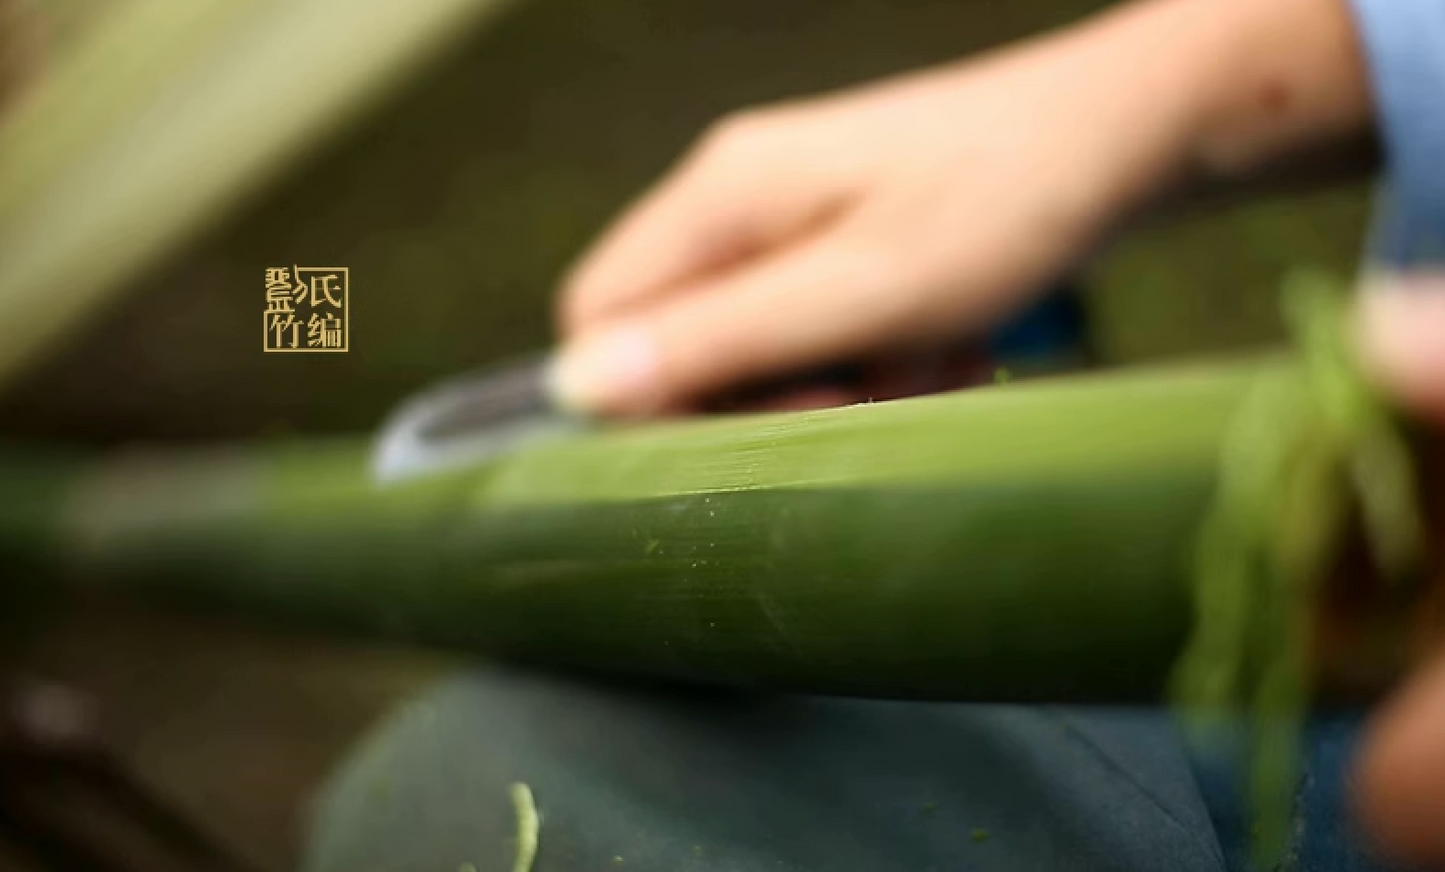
[371,352,584,484]
[372,279,1093,484]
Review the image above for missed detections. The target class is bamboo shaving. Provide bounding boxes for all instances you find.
[1171,272,1426,871]
[510,782,539,872]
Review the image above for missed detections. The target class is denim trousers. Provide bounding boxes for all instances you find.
[300,668,1420,872]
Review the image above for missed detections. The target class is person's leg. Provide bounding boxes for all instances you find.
[301,667,1223,872]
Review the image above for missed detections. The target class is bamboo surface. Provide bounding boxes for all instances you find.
[3,355,1297,703]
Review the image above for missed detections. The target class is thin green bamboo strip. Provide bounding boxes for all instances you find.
[0,0,523,393]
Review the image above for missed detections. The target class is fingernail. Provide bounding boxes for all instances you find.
[1358,273,1445,397]
[548,326,661,416]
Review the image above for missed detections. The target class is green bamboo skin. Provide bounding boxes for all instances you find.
[2,355,1292,702]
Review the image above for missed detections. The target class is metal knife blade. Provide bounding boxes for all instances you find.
[371,352,585,484]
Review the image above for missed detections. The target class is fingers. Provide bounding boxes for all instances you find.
[718,385,858,414]
[1355,652,1445,865]
[549,227,990,417]
[558,111,852,337]
[1353,272,1445,865]
[1357,273,1445,424]
[704,348,992,414]
[552,232,882,416]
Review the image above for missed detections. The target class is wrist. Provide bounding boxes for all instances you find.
[1065,0,1374,195]
[1155,0,1371,184]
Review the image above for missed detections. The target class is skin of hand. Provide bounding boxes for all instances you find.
[550,0,1372,417]
[1354,278,1445,868]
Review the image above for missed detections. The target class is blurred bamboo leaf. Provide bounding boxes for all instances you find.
[0,0,522,394]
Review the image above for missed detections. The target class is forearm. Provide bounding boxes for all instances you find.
[1058,0,1377,213]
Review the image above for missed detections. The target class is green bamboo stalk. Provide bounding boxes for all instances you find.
[0,354,1311,702]
[0,302,1427,870]
[0,0,522,392]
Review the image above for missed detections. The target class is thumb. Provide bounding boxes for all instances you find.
[1358,273,1445,423]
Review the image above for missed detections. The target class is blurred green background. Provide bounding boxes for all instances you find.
[2,0,1373,869]
[2,0,1370,445]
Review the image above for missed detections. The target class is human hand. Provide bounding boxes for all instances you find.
[550,0,1372,418]
[550,3,1204,417]
[1353,277,1445,866]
